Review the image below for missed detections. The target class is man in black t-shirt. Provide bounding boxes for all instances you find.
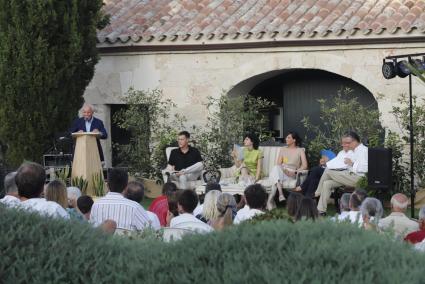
[165,131,203,189]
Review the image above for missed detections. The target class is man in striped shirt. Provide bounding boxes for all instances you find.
[90,168,150,231]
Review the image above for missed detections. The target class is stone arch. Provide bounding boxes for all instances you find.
[226,52,379,100]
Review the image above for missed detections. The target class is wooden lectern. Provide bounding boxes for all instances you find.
[71,132,103,196]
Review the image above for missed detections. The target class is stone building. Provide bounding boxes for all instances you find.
[88,0,425,166]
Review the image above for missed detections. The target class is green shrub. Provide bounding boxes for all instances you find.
[0,1,108,167]
[1,205,424,283]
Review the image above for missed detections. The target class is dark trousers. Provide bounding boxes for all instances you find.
[301,166,325,198]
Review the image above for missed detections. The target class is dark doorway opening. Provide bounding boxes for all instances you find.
[249,69,378,141]
[110,104,131,167]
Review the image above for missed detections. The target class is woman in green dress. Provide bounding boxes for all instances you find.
[232,133,263,185]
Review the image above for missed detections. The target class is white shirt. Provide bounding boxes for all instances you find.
[20,198,70,219]
[147,211,161,230]
[85,117,93,132]
[378,212,419,238]
[90,192,150,231]
[0,195,21,207]
[193,203,203,217]
[334,210,363,226]
[326,150,354,170]
[170,213,213,233]
[350,143,368,175]
[234,207,264,224]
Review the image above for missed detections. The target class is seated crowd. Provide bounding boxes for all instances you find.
[1,129,425,249]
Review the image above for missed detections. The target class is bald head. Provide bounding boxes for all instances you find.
[391,193,409,212]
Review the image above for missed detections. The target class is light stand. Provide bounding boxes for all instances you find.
[383,52,425,218]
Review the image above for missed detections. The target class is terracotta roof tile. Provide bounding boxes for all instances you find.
[99,0,425,44]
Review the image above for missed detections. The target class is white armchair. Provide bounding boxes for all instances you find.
[162,147,204,189]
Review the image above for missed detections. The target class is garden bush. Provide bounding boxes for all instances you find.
[1,205,424,283]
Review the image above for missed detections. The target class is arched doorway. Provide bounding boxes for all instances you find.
[231,69,379,141]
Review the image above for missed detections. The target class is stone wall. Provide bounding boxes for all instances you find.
[84,43,425,166]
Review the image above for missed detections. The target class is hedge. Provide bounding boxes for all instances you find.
[1,204,424,283]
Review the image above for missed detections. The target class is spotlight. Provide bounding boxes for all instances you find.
[382,60,396,79]
[396,60,410,78]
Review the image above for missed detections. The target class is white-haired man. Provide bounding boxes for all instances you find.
[378,193,419,238]
[0,172,20,207]
[69,103,107,161]
[404,206,425,244]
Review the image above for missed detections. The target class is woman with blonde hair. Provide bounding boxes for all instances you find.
[211,193,237,230]
[196,190,221,224]
[45,180,68,209]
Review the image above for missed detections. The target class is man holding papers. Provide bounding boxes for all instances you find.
[315,131,368,215]
[165,131,203,189]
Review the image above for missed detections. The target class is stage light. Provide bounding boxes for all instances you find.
[382,60,396,79]
[396,60,410,78]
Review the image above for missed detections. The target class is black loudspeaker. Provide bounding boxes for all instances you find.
[368,148,392,191]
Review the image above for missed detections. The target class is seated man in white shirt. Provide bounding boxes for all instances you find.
[16,162,69,219]
[124,180,161,230]
[315,131,368,215]
[234,184,267,224]
[379,193,419,238]
[170,189,213,234]
[0,171,20,207]
[91,168,150,231]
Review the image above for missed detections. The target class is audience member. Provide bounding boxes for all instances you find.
[17,162,69,219]
[315,131,367,215]
[379,193,419,238]
[169,189,213,233]
[287,192,303,221]
[196,190,221,223]
[405,206,425,244]
[166,190,181,223]
[360,197,383,231]
[234,184,267,224]
[125,180,161,230]
[295,197,318,221]
[149,182,178,227]
[211,193,237,231]
[90,168,150,231]
[0,172,20,207]
[45,180,68,208]
[77,195,94,220]
[165,131,203,189]
[194,182,221,216]
[46,180,84,221]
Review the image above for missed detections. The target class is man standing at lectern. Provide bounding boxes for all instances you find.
[70,103,107,162]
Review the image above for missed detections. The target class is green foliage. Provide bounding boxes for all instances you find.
[113,88,186,179]
[0,0,108,167]
[196,93,275,170]
[91,171,105,197]
[250,208,293,223]
[55,166,71,186]
[1,206,425,283]
[391,95,425,188]
[302,88,383,165]
[71,176,88,195]
[384,131,410,194]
